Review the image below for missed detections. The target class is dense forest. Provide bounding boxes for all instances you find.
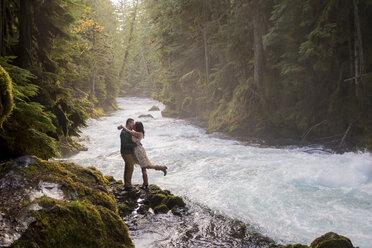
[134,0,372,150]
[1,0,372,162]
[0,0,128,160]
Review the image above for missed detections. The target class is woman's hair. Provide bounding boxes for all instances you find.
[135,121,145,138]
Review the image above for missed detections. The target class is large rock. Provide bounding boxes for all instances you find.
[148,105,160,111]
[0,156,134,247]
[310,232,354,248]
[279,232,354,248]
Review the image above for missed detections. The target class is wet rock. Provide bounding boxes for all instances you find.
[11,155,40,169]
[118,202,132,216]
[148,105,160,111]
[164,195,186,209]
[138,114,154,118]
[280,245,309,248]
[110,182,187,218]
[310,232,354,248]
[0,156,134,247]
[149,193,167,208]
[154,204,169,214]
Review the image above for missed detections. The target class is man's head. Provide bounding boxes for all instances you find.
[126,118,135,129]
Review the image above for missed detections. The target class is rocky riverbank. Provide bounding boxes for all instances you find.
[0,156,357,248]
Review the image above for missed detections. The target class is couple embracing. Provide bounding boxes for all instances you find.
[118,118,167,190]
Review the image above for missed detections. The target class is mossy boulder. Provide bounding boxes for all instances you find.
[280,232,354,248]
[149,193,167,208]
[148,105,160,111]
[164,196,186,209]
[12,200,133,248]
[310,232,353,248]
[0,156,134,247]
[154,204,169,214]
[117,202,132,216]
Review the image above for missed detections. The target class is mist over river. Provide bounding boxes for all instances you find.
[64,97,372,248]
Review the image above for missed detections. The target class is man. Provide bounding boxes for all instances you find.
[120,118,137,189]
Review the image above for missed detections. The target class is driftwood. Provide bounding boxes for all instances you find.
[301,120,327,141]
[338,122,354,148]
[344,72,372,82]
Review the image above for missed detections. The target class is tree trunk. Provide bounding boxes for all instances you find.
[0,0,3,55]
[119,0,138,79]
[19,0,33,68]
[140,48,150,76]
[91,66,96,97]
[252,3,264,91]
[354,0,364,74]
[203,0,209,84]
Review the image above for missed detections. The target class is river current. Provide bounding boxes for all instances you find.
[64,97,372,248]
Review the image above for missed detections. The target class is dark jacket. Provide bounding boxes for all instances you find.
[120,129,137,155]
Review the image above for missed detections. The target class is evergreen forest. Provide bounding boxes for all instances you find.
[1,0,372,161]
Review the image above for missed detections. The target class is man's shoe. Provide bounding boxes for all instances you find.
[124,186,132,191]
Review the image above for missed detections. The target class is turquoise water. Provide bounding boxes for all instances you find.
[65,97,372,248]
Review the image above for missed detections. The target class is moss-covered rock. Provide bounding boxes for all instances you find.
[0,156,134,247]
[148,105,160,111]
[149,193,167,208]
[118,202,132,216]
[12,200,133,248]
[16,160,116,211]
[279,232,354,248]
[154,204,169,214]
[164,195,186,209]
[310,232,353,248]
[109,182,187,217]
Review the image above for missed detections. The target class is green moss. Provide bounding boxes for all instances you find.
[310,232,353,248]
[164,196,186,209]
[161,107,180,118]
[56,136,87,158]
[149,193,167,208]
[12,200,133,248]
[105,175,116,184]
[280,245,309,248]
[0,65,14,128]
[15,160,117,212]
[148,105,160,111]
[117,202,132,216]
[154,204,169,214]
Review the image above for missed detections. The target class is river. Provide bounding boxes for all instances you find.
[64,97,372,248]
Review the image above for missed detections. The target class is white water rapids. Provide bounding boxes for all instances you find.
[64,97,372,248]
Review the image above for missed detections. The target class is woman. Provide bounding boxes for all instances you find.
[118,122,167,188]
